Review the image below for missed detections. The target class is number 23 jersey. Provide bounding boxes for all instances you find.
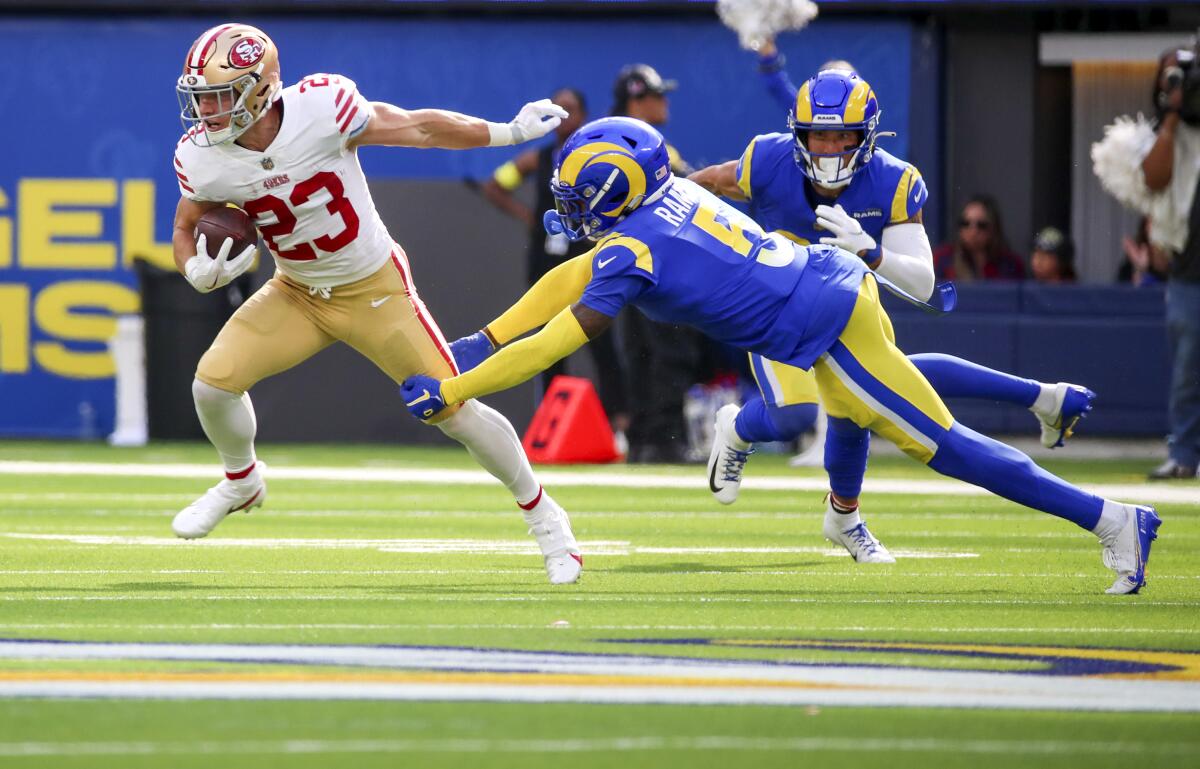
[174,73,393,289]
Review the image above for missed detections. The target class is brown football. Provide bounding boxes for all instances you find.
[195,206,258,260]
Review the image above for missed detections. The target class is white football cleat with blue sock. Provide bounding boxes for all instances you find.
[1034,382,1096,449]
[1102,504,1162,595]
[823,497,896,564]
[707,404,754,505]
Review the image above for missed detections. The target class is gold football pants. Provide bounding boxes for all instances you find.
[196,245,461,420]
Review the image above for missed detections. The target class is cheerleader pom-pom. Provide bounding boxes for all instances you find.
[717,0,820,51]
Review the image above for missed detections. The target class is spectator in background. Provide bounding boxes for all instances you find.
[1138,49,1200,479]
[611,64,692,175]
[1029,226,1077,284]
[1118,217,1170,287]
[481,88,631,447]
[611,64,705,463]
[1094,46,1200,479]
[934,196,1026,282]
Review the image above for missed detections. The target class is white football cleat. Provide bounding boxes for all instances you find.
[523,489,582,585]
[822,496,895,564]
[172,462,266,539]
[1033,382,1096,449]
[707,403,754,505]
[1101,504,1162,595]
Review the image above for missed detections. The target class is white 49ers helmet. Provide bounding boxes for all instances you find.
[176,23,281,147]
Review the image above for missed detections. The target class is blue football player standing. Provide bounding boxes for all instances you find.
[400,116,1159,595]
[689,66,1095,560]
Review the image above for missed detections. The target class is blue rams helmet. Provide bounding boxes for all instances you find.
[544,117,672,242]
[787,68,883,189]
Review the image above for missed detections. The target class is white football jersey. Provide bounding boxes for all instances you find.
[175,73,393,288]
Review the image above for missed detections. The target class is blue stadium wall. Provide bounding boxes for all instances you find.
[0,14,914,439]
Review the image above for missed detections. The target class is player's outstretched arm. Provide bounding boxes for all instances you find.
[402,304,609,420]
[688,160,747,201]
[487,252,595,344]
[351,99,567,151]
[447,251,595,374]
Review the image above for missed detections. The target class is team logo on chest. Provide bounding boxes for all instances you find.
[853,208,883,219]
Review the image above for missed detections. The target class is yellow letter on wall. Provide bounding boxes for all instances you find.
[19,179,117,269]
[122,180,175,270]
[33,281,139,379]
[0,284,30,373]
[0,186,11,269]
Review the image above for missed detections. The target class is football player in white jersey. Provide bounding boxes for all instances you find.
[170,23,582,584]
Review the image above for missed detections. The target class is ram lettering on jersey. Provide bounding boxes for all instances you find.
[652,182,693,227]
[853,209,883,219]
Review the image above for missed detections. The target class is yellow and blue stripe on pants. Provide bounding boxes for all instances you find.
[812,274,954,463]
[748,353,820,409]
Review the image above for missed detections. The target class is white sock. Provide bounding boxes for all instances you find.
[437,399,540,504]
[192,378,257,476]
[1030,383,1057,416]
[829,495,861,526]
[1093,499,1130,544]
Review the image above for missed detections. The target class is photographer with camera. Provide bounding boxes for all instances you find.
[1095,45,1200,479]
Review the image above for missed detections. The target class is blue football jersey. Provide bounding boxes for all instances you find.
[578,178,867,370]
[734,133,928,246]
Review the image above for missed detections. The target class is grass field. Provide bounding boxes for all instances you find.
[0,440,1197,768]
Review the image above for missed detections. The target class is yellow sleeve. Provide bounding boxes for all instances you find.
[486,250,595,345]
[736,138,758,199]
[442,307,589,404]
[492,160,523,192]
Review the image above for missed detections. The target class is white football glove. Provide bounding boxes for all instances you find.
[487,99,569,146]
[815,203,879,261]
[183,233,257,294]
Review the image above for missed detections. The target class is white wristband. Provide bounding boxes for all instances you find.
[486,121,515,147]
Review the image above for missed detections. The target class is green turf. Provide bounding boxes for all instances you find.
[0,440,1197,767]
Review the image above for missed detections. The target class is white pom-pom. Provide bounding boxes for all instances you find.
[717,0,820,51]
[1091,114,1158,213]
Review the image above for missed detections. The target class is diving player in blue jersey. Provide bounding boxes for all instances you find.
[399,116,1159,595]
[689,67,1094,560]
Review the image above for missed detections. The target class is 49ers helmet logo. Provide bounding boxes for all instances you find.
[229,38,265,68]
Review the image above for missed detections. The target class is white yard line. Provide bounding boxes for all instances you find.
[1,460,1196,505]
[2,569,1197,579]
[0,533,980,559]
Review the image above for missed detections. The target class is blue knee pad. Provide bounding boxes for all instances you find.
[735,398,818,443]
[928,422,1102,529]
[824,416,870,500]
